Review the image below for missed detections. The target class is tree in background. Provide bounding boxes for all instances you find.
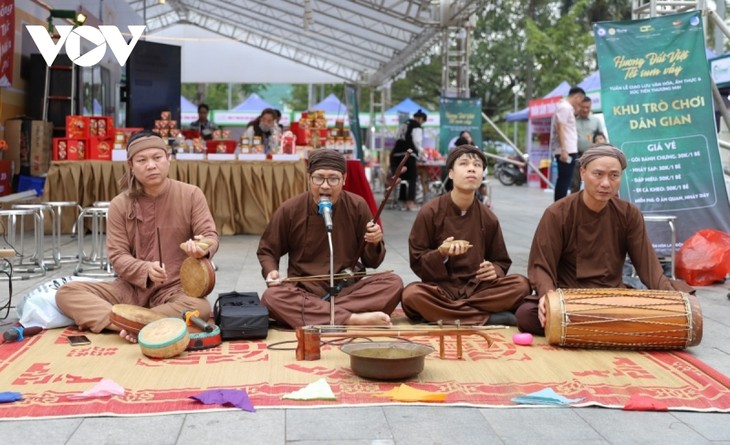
[181,83,267,109]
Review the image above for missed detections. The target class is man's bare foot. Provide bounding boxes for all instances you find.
[119,329,138,344]
[346,312,392,326]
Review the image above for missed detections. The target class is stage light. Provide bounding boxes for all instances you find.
[47,9,87,34]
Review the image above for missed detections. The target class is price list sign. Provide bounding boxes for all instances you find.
[624,134,716,210]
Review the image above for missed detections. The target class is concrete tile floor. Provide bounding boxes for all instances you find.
[0,179,728,444]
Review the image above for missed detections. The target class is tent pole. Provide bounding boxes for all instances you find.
[481,111,553,189]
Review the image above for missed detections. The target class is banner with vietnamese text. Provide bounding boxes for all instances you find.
[0,0,14,87]
[439,97,482,154]
[595,11,730,255]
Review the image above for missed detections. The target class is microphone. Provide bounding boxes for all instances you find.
[2,325,42,343]
[318,197,333,232]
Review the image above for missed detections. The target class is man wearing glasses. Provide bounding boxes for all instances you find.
[257,149,403,328]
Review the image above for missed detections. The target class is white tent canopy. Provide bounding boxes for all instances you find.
[146,25,345,84]
[124,0,489,86]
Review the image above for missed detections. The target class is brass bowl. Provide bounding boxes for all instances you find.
[340,341,435,380]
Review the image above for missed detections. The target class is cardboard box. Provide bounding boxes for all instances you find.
[4,118,53,176]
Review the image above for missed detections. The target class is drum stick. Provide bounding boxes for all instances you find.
[157,227,163,267]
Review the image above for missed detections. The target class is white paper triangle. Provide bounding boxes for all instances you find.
[281,378,336,400]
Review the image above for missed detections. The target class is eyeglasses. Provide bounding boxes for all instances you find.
[311,175,342,186]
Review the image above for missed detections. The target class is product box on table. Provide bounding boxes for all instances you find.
[66,116,90,138]
[206,140,236,154]
[114,128,144,149]
[89,116,114,137]
[53,138,88,160]
[88,137,114,160]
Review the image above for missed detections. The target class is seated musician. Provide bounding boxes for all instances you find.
[402,145,531,325]
[257,149,403,328]
[515,144,694,335]
[56,132,219,342]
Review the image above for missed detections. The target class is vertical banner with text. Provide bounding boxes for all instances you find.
[344,84,363,161]
[595,11,730,254]
[439,97,483,154]
[0,0,14,87]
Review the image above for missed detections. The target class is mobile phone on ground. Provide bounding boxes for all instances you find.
[67,335,91,346]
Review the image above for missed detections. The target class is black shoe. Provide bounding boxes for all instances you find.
[486,311,517,326]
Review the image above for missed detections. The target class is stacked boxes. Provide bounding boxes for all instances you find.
[54,116,115,161]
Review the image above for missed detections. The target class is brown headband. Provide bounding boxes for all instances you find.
[308,149,346,174]
[127,135,167,160]
[580,144,628,170]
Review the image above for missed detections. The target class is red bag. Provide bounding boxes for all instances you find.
[676,229,730,286]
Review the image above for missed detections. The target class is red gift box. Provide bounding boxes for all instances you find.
[205,140,236,154]
[66,116,90,139]
[88,137,114,160]
[53,138,88,160]
[89,116,114,138]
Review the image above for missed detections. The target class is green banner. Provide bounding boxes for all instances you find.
[439,97,483,154]
[595,11,730,251]
[344,84,363,160]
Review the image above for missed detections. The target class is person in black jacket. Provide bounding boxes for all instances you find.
[390,109,427,211]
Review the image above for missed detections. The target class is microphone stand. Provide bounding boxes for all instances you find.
[327,230,336,326]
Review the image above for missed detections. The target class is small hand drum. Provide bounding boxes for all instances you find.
[179,239,216,298]
[138,318,189,359]
[180,257,216,298]
[110,304,165,336]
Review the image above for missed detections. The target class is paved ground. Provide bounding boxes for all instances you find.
[0,179,728,444]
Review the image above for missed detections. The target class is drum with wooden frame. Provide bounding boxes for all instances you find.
[180,257,215,298]
[138,318,190,359]
[545,288,702,350]
[179,239,216,298]
[110,304,165,335]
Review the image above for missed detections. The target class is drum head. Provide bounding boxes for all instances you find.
[138,318,189,359]
[180,257,216,298]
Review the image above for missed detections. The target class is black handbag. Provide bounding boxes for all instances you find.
[213,291,269,340]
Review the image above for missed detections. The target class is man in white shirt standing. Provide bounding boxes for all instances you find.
[551,87,586,201]
[571,96,605,193]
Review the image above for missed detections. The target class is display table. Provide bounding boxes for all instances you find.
[43,160,308,235]
[417,161,446,196]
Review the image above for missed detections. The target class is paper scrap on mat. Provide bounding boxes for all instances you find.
[282,378,336,401]
[68,379,125,400]
[0,391,23,403]
[511,388,583,406]
[190,389,255,412]
[378,384,447,402]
